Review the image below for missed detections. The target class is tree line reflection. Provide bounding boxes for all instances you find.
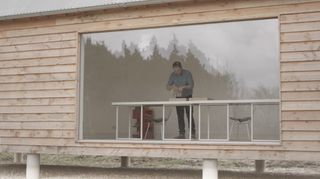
[83,35,278,101]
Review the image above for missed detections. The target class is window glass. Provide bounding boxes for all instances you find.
[80,19,279,140]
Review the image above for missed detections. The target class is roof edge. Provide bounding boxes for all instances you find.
[0,0,187,21]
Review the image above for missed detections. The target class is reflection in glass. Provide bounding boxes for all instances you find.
[253,104,280,140]
[200,105,228,140]
[229,104,251,141]
[81,19,279,140]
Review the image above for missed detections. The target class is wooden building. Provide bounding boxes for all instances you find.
[0,0,320,178]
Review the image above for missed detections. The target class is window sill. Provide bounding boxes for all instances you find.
[75,139,281,146]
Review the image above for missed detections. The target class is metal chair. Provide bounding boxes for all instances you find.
[229,116,251,140]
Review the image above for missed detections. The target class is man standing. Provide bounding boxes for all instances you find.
[167,61,196,139]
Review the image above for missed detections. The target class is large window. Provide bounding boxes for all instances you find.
[79,19,280,141]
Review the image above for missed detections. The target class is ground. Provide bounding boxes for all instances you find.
[0,153,319,179]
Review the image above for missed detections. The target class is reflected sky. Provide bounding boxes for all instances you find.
[84,19,279,91]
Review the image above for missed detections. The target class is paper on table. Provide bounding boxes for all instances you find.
[169,97,213,101]
[189,97,213,101]
[169,98,187,101]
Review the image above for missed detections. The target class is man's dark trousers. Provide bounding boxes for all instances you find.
[176,105,196,135]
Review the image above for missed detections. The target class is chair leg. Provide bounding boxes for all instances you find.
[236,122,240,140]
[246,123,250,140]
[229,121,234,139]
[144,122,150,139]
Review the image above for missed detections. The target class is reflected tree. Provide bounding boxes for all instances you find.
[83,34,277,102]
[82,33,278,138]
[83,35,241,101]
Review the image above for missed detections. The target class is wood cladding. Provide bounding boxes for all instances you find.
[0,0,319,161]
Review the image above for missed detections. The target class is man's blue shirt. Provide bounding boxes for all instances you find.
[167,69,194,97]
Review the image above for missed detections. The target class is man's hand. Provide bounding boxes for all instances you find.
[179,85,191,92]
[172,85,179,93]
[167,85,180,94]
[167,85,177,91]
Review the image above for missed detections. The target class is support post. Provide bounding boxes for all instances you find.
[121,156,130,168]
[198,104,201,140]
[26,153,40,179]
[162,105,165,140]
[116,106,119,139]
[14,153,23,163]
[255,160,265,173]
[203,159,218,179]
[140,105,143,140]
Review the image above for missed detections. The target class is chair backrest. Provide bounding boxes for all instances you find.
[230,117,251,123]
[152,107,173,123]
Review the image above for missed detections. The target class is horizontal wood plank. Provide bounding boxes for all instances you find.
[0,89,76,99]
[282,120,320,130]
[281,71,320,81]
[280,11,320,23]
[0,113,75,121]
[0,145,59,154]
[0,138,319,152]
[0,73,76,83]
[0,98,75,106]
[0,105,75,114]
[1,144,320,161]
[0,32,77,46]
[281,41,320,52]
[51,145,320,160]
[281,21,320,33]
[282,131,320,140]
[0,121,74,130]
[0,81,76,92]
[0,48,77,61]
[0,56,76,69]
[281,61,320,72]
[0,137,76,146]
[281,91,320,101]
[281,141,320,151]
[281,81,320,91]
[0,129,74,138]
[280,51,320,62]
[0,40,77,53]
[0,65,76,76]
[282,101,320,111]
[282,111,320,121]
[0,17,56,31]
[281,31,320,43]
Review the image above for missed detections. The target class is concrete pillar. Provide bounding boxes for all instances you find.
[120,156,130,168]
[255,160,265,173]
[26,154,40,179]
[14,153,24,163]
[203,159,218,179]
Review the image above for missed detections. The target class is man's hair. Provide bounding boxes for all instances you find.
[172,61,182,68]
